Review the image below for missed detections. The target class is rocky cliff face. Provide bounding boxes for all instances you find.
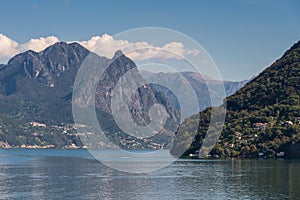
[0,42,90,123]
[0,42,180,148]
[2,42,89,90]
[91,51,181,148]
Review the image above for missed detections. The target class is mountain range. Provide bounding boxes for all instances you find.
[141,71,247,118]
[0,42,244,148]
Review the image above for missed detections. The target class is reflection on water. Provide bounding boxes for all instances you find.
[0,149,299,200]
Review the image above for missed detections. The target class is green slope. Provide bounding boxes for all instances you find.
[171,41,300,159]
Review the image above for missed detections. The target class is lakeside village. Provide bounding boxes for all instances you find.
[0,121,165,150]
[1,117,300,159]
[188,117,300,159]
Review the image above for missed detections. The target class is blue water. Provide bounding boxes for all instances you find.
[0,149,299,199]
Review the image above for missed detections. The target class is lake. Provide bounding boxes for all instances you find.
[0,149,299,200]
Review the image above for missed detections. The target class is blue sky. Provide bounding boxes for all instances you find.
[0,0,299,80]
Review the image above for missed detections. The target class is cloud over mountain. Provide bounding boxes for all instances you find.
[0,34,59,62]
[0,33,201,63]
[0,34,19,58]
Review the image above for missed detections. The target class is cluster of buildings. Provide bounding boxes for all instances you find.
[188,117,300,159]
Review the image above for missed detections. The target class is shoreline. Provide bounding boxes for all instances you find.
[1,148,298,160]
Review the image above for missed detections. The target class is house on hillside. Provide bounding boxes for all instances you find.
[253,123,267,130]
[29,122,47,127]
[283,120,293,126]
[234,132,242,140]
[276,151,285,158]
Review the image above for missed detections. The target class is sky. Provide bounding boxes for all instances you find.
[0,0,299,81]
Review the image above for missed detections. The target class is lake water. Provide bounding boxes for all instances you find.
[0,149,299,200]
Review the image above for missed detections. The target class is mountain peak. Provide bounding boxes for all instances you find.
[2,41,91,90]
[52,41,69,46]
[42,41,88,54]
[113,50,124,59]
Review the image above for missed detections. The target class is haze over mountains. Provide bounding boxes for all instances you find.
[141,70,247,117]
[0,42,245,148]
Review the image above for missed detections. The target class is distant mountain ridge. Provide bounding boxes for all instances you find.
[141,70,247,117]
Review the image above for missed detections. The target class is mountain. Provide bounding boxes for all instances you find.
[0,41,247,149]
[171,40,300,159]
[0,42,90,124]
[140,71,247,117]
[0,42,180,148]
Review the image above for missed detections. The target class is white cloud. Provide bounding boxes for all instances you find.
[0,34,60,63]
[0,33,201,63]
[20,36,59,52]
[0,34,19,58]
[78,35,201,60]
